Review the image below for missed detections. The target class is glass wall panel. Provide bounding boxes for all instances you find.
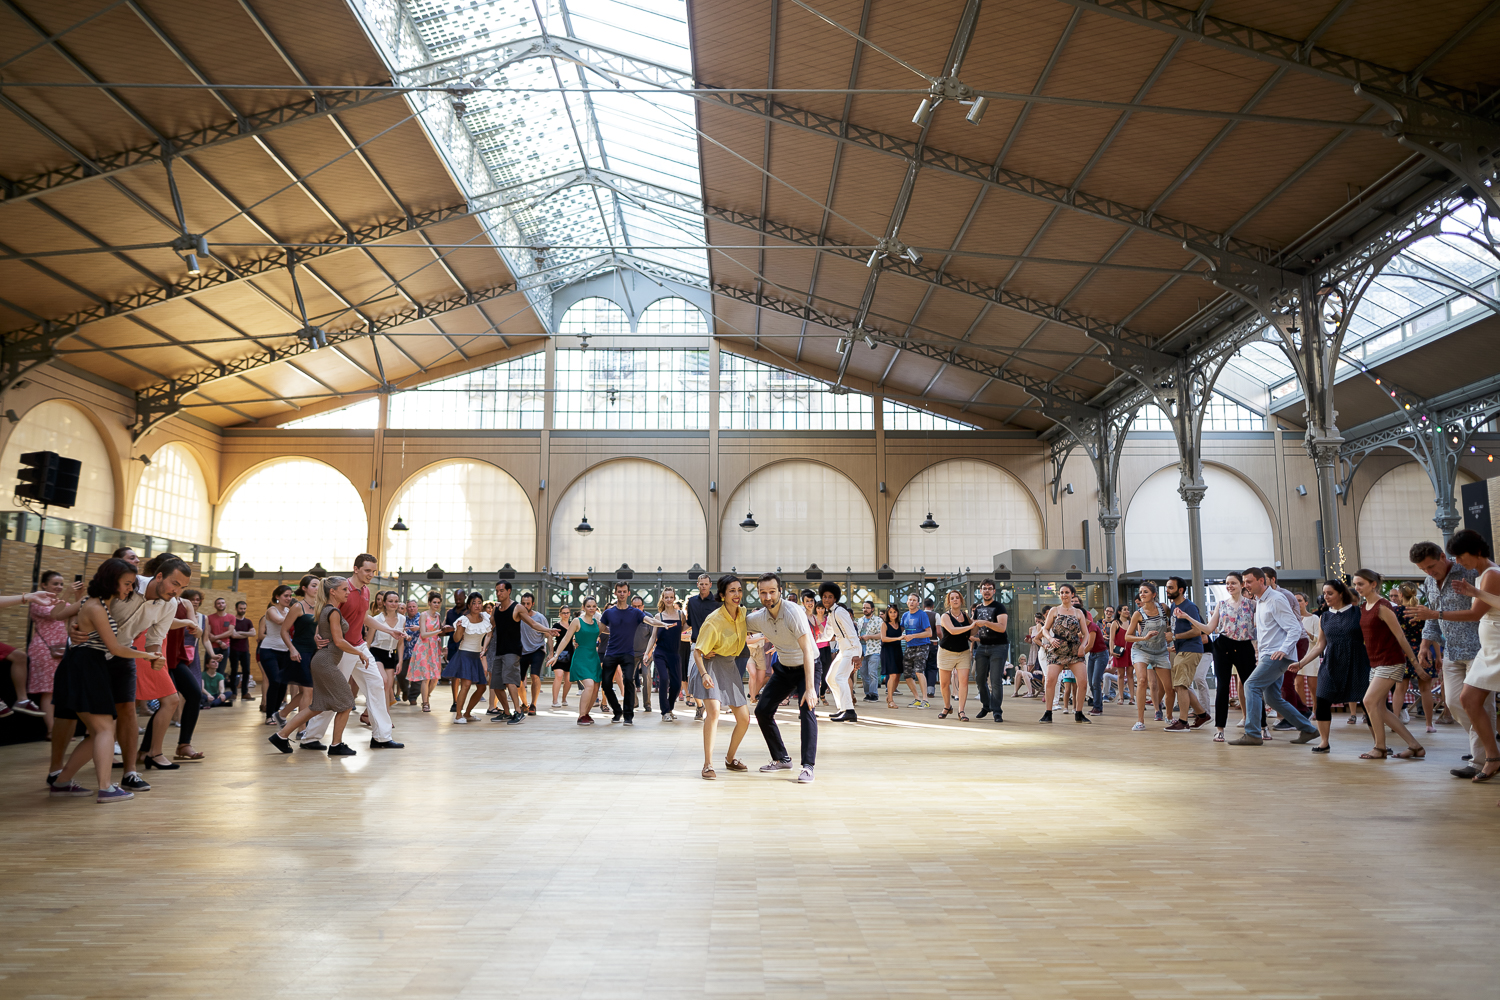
[1133,394,1265,432]
[558,296,630,336]
[883,399,977,431]
[384,460,536,573]
[889,460,1041,573]
[129,443,210,545]
[553,349,708,429]
[0,400,114,526]
[280,398,379,430]
[215,459,368,574]
[636,296,707,336]
[549,459,706,574]
[720,462,875,573]
[720,353,873,430]
[389,353,544,429]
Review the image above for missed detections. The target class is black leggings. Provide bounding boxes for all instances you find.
[655,653,680,716]
[226,649,251,697]
[259,648,287,720]
[1213,636,1263,730]
[142,661,202,750]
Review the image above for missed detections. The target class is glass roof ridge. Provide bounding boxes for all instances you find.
[348,0,708,323]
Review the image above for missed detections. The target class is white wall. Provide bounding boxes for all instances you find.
[1124,465,1276,571]
[889,459,1042,573]
[549,459,706,574]
[385,460,537,573]
[1357,462,1478,576]
[720,461,876,573]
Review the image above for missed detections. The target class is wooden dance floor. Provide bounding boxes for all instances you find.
[3,694,1497,999]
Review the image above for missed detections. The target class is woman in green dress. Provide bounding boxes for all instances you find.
[550,597,605,726]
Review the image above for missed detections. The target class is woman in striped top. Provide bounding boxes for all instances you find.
[49,558,157,803]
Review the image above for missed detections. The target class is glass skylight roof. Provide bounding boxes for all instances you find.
[354,0,707,320]
[1230,201,1499,398]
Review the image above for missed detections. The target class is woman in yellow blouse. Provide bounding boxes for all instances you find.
[691,574,751,780]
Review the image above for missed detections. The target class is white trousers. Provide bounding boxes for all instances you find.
[1192,654,1212,710]
[829,648,857,713]
[1442,659,1493,763]
[302,643,393,743]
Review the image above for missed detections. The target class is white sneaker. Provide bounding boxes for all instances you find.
[1131,722,1146,731]
[1235,719,1246,728]
[797,767,815,784]
[453,716,468,725]
[1400,708,1411,723]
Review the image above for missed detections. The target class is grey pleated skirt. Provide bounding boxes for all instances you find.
[688,654,747,707]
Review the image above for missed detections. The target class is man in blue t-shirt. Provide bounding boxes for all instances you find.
[899,593,932,708]
[1164,576,1210,731]
[600,581,646,725]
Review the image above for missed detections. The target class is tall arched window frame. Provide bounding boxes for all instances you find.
[384,461,536,573]
[214,459,368,574]
[636,297,707,336]
[0,400,115,526]
[129,443,211,545]
[558,296,631,336]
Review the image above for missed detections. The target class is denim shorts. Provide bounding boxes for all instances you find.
[1132,646,1171,670]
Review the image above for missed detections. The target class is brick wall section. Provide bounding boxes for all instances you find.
[0,542,244,649]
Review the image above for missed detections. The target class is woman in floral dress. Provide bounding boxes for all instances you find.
[405,591,448,712]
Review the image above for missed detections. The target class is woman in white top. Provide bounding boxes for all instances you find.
[442,593,492,724]
[368,590,406,711]
[1445,529,1500,786]
[256,586,295,725]
[1295,592,1321,712]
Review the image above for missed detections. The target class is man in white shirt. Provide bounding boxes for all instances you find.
[93,554,191,792]
[748,573,821,783]
[818,582,862,723]
[1230,567,1318,746]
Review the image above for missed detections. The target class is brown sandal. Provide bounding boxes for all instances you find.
[938,707,951,719]
[1359,747,1391,759]
[1394,746,1425,759]
[724,758,747,771]
[701,766,716,780]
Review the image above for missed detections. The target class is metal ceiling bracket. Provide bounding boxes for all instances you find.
[1357,85,1500,218]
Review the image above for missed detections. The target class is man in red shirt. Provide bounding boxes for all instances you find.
[300,554,406,750]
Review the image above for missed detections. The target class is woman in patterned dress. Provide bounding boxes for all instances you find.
[405,591,448,712]
[28,571,81,731]
[1040,583,1090,724]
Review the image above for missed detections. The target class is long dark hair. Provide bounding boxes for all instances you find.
[884,604,901,626]
[295,574,319,597]
[268,585,291,607]
[465,592,485,614]
[1323,578,1355,607]
[715,574,740,601]
[88,558,137,600]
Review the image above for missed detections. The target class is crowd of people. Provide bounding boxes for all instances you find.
[8,528,1500,800]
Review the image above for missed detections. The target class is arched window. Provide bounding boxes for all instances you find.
[129,443,210,545]
[559,296,630,336]
[214,459,367,574]
[385,461,536,573]
[549,459,706,574]
[636,297,707,335]
[720,462,875,573]
[1124,466,1274,572]
[889,460,1040,573]
[0,400,114,526]
[1357,463,1477,576]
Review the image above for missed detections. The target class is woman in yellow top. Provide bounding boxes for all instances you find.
[691,574,751,780]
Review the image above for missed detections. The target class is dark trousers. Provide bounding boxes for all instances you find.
[258,648,287,720]
[655,653,681,716]
[227,649,251,697]
[1087,650,1109,712]
[925,645,938,694]
[817,646,833,696]
[601,653,636,721]
[755,662,818,767]
[973,643,1008,717]
[1213,635,1262,729]
[143,661,203,750]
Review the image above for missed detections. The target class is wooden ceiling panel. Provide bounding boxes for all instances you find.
[1230,132,1407,250]
[693,0,775,90]
[1316,0,1484,75]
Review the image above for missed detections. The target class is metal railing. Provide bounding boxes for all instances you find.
[0,511,241,591]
